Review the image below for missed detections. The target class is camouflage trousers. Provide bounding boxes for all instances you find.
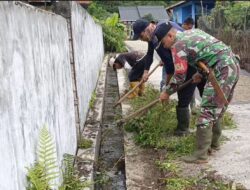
[197,53,240,128]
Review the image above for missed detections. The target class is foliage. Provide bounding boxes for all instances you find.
[221,111,236,129]
[102,14,127,52]
[88,2,126,52]
[26,163,50,190]
[87,2,111,21]
[89,92,96,110]
[59,154,90,190]
[27,126,59,190]
[27,126,90,190]
[93,1,170,13]
[37,126,59,186]
[78,138,93,149]
[204,1,250,31]
[124,85,239,189]
[223,2,250,31]
[141,13,155,22]
[124,85,197,149]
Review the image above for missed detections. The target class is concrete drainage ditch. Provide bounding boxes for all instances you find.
[95,66,126,190]
[78,56,162,190]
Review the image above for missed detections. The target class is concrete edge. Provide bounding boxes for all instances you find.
[76,55,109,189]
[116,68,136,190]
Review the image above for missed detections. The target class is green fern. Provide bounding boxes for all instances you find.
[26,127,90,190]
[27,126,59,189]
[26,162,50,190]
[59,154,91,190]
[37,126,59,188]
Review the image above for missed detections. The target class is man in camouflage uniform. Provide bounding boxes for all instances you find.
[154,22,240,163]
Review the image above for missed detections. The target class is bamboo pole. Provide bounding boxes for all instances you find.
[114,63,161,108]
[118,78,193,124]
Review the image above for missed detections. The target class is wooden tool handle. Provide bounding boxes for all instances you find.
[114,63,161,107]
[197,61,209,74]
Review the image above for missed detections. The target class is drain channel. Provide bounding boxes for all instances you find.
[95,66,126,190]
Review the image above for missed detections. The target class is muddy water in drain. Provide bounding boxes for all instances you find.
[95,67,126,190]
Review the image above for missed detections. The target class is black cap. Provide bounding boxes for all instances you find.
[154,22,172,42]
[183,17,194,25]
[132,19,150,40]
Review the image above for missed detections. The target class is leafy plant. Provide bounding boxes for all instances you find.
[78,138,93,149]
[26,126,91,190]
[124,86,193,148]
[38,126,59,185]
[26,126,59,190]
[221,111,236,129]
[124,85,239,189]
[89,92,96,110]
[141,13,155,22]
[26,163,50,190]
[88,3,127,52]
[59,154,90,190]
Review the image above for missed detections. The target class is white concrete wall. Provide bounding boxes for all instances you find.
[0,2,77,190]
[71,2,104,131]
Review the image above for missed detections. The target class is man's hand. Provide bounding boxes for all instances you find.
[192,72,203,83]
[160,91,170,103]
[142,70,149,82]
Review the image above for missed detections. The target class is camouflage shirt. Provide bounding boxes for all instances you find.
[164,29,233,94]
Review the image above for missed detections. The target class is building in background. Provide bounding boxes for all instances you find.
[166,0,215,28]
[118,6,169,39]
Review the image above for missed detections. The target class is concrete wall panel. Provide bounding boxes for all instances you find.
[0,2,76,189]
[71,2,104,130]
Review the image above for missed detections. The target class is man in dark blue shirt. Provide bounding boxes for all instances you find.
[132,19,198,136]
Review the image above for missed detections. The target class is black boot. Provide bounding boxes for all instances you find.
[174,106,190,136]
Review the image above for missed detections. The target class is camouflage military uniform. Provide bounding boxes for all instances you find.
[163,29,240,163]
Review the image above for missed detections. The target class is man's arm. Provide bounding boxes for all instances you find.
[142,42,154,81]
[160,44,188,102]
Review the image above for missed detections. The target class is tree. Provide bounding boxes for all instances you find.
[141,13,155,22]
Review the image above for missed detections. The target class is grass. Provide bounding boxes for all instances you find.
[124,85,239,190]
[89,92,97,110]
[78,138,93,149]
[222,111,236,129]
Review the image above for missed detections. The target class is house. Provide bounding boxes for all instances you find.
[166,0,215,28]
[118,6,169,39]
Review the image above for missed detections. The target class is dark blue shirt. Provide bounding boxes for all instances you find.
[144,21,184,74]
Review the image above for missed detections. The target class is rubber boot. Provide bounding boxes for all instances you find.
[138,82,145,96]
[181,125,212,164]
[211,119,222,150]
[127,82,140,99]
[174,107,190,136]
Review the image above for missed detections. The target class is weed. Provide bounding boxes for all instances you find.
[78,138,93,149]
[89,92,97,110]
[165,177,192,190]
[221,111,236,129]
[124,85,239,189]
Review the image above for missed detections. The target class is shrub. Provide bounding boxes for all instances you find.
[88,3,127,52]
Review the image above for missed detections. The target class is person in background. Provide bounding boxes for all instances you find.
[109,51,146,98]
[182,17,194,30]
